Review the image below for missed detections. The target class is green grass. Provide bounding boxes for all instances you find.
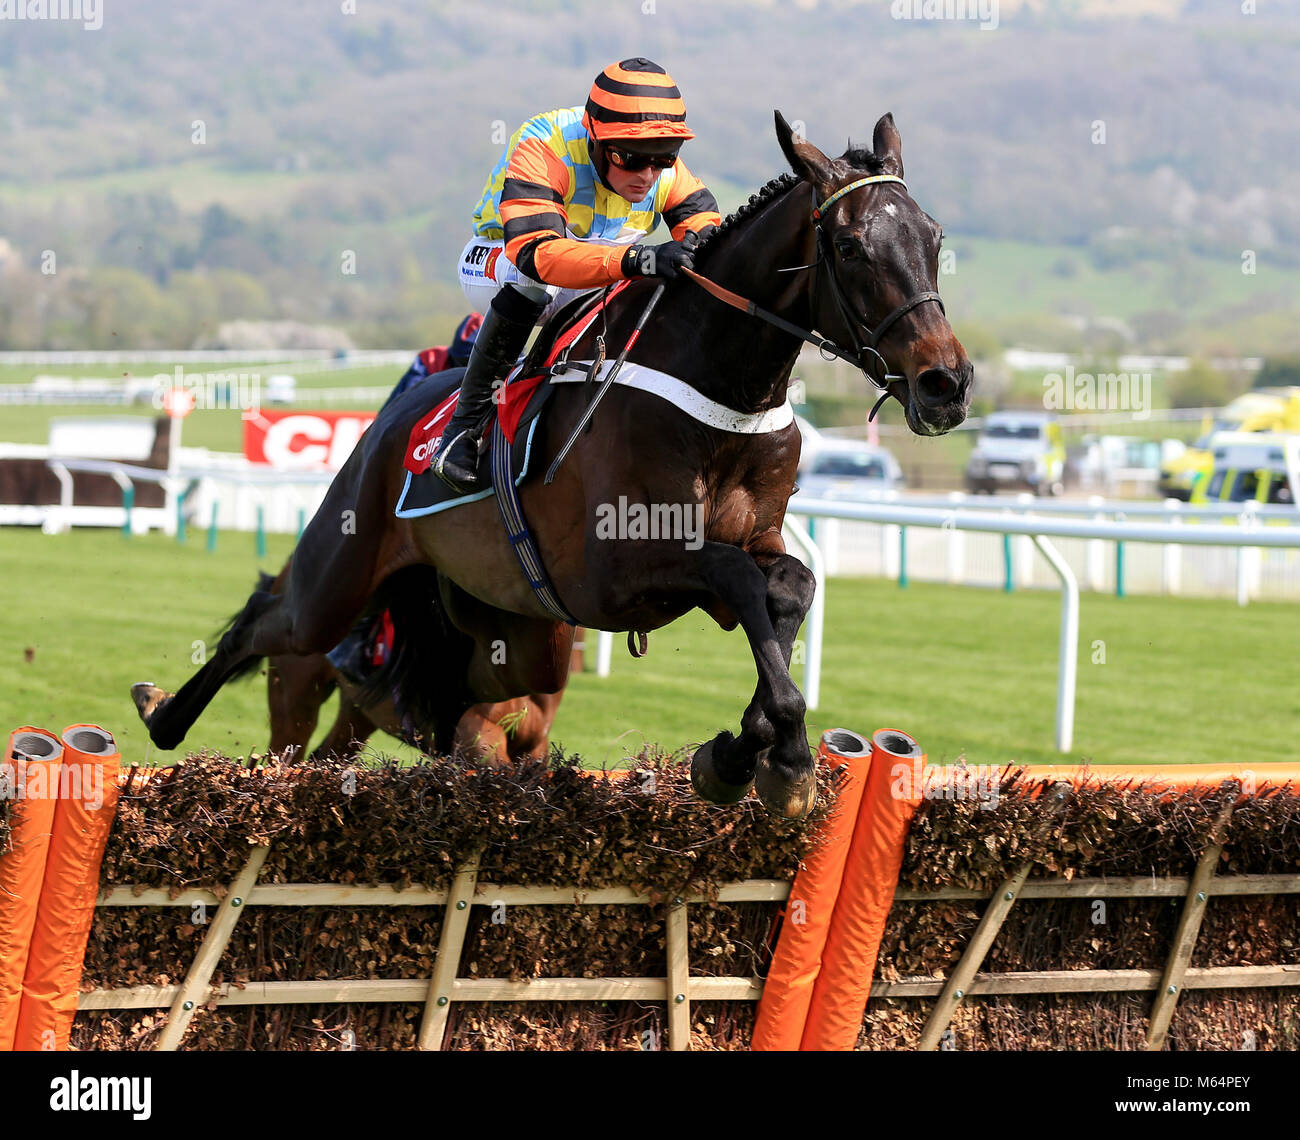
[945,237,1300,328]
[2,527,1296,771]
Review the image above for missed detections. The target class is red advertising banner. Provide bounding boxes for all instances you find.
[243,410,377,471]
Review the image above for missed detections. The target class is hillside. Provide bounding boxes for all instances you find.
[0,0,1297,352]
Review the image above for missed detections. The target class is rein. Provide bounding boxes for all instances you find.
[683,173,945,413]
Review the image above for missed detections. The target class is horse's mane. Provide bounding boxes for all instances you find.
[695,173,801,260]
[694,146,888,262]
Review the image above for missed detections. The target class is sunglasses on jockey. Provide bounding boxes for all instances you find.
[603,142,680,173]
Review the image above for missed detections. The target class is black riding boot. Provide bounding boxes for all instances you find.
[432,284,548,493]
[326,614,376,685]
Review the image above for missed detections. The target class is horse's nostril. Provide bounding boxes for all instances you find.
[916,368,959,408]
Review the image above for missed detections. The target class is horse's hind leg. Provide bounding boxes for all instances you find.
[132,587,286,751]
[310,684,378,761]
[132,444,408,750]
[267,653,336,761]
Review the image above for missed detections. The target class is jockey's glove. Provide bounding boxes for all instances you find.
[621,227,706,281]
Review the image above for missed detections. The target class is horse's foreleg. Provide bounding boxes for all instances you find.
[310,683,377,762]
[692,550,815,810]
[682,542,815,818]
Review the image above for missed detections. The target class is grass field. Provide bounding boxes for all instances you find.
[1,527,1295,771]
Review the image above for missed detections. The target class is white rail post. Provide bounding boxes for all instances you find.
[882,523,900,579]
[1237,501,1258,607]
[945,491,965,585]
[596,630,614,677]
[781,516,824,712]
[1016,493,1036,588]
[1031,535,1078,754]
[820,516,841,576]
[1162,499,1183,596]
[1087,494,1106,592]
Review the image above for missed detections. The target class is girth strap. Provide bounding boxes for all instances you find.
[489,417,576,625]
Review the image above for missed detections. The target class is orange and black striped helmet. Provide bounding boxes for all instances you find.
[583,57,695,142]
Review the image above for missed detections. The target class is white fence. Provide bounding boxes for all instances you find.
[797,491,1300,602]
[16,449,1300,759]
[593,496,1300,757]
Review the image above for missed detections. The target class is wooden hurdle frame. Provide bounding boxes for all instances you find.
[76,857,1300,1052]
[7,737,1294,1052]
[79,848,789,1052]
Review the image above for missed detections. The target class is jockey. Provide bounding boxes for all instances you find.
[431,57,722,493]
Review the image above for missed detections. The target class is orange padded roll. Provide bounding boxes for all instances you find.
[801,728,926,1051]
[0,728,64,1051]
[752,729,873,1051]
[13,725,121,1051]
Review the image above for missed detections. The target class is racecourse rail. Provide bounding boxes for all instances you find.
[22,452,1300,755]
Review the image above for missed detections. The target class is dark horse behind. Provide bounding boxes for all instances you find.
[132,111,972,818]
[250,563,564,765]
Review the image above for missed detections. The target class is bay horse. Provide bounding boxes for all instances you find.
[132,112,972,819]
[252,567,564,765]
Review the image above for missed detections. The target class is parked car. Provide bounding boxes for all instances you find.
[965,411,1066,496]
[796,441,904,500]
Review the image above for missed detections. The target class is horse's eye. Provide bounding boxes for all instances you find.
[834,237,858,260]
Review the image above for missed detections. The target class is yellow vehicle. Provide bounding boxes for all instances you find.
[1159,388,1300,500]
[1190,431,1299,506]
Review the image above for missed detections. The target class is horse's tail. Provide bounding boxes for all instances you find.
[354,565,474,752]
[221,570,282,685]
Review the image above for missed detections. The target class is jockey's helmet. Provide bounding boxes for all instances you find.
[582,58,696,144]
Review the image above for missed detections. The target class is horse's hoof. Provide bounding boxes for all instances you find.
[130,682,169,723]
[691,738,754,805]
[131,682,186,748]
[755,753,818,820]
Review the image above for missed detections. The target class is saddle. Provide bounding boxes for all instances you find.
[394,284,628,519]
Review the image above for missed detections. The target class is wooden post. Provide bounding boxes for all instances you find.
[917,861,1033,1051]
[156,844,270,1051]
[665,899,691,1051]
[417,855,480,1051]
[917,782,1071,1051]
[1146,796,1236,1051]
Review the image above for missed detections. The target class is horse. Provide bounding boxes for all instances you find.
[131,111,973,819]
[252,567,564,766]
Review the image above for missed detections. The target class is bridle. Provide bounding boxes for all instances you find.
[682,172,945,413]
[810,175,945,389]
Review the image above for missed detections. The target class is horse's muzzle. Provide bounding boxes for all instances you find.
[912,362,973,435]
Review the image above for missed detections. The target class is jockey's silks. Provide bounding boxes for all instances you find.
[472,107,720,291]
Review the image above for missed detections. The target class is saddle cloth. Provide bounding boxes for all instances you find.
[393,283,631,519]
[393,280,796,520]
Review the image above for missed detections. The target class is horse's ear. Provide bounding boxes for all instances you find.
[872,112,903,177]
[775,110,836,187]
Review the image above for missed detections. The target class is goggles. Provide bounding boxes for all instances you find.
[604,143,679,173]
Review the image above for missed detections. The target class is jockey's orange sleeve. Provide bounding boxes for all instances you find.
[500,140,720,290]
